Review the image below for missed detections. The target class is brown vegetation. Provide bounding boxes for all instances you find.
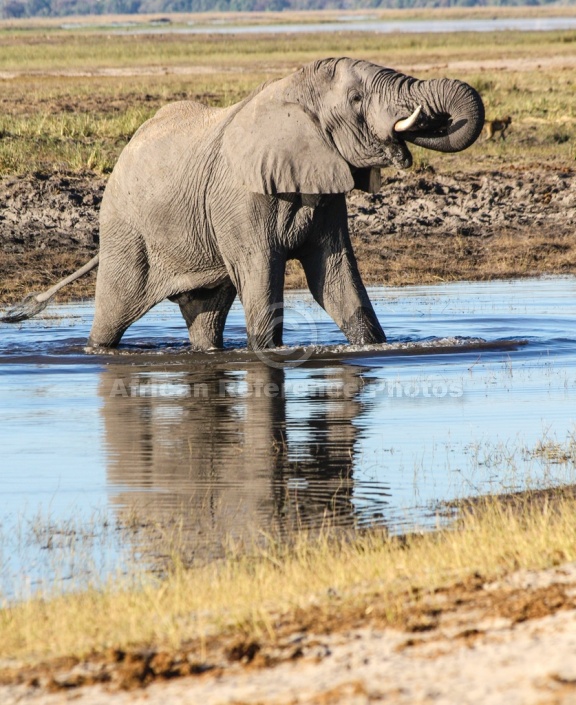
[1,575,575,694]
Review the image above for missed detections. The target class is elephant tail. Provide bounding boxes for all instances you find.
[0,254,100,323]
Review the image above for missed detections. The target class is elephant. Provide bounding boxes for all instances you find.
[1,58,484,349]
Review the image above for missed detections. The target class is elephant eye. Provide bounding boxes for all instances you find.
[349,92,364,114]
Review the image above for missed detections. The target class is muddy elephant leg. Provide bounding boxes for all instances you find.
[172,281,237,350]
[226,251,286,349]
[297,202,386,345]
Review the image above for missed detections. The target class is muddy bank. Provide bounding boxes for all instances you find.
[1,166,575,304]
[2,562,576,704]
[0,172,103,303]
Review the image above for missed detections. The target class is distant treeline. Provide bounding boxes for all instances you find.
[0,0,572,18]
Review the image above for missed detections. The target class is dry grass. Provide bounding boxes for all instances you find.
[0,19,575,176]
[1,490,575,674]
[4,219,575,304]
[348,228,576,288]
[0,250,98,303]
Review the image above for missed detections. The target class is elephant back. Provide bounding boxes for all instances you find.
[131,101,225,143]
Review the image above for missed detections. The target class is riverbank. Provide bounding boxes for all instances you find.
[1,16,576,703]
[1,491,576,704]
[1,166,575,306]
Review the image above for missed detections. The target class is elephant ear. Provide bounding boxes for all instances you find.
[222,97,354,195]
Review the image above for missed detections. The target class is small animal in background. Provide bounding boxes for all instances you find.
[484,116,512,141]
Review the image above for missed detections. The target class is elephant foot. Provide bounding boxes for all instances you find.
[188,341,224,352]
[247,330,283,351]
[175,284,236,351]
[341,307,386,345]
[84,339,117,354]
[187,326,226,352]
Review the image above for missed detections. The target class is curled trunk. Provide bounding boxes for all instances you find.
[404,78,485,153]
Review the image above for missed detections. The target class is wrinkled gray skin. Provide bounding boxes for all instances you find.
[87,57,484,349]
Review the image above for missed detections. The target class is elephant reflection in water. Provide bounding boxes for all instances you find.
[99,362,379,560]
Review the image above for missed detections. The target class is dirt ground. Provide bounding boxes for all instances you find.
[2,562,576,704]
[1,165,575,307]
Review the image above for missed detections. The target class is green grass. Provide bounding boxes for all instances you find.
[0,29,575,72]
[0,21,575,175]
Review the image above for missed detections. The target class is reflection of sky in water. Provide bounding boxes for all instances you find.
[0,277,575,595]
[1,370,105,509]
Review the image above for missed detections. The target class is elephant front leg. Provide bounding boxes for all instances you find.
[298,226,386,345]
[340,301,385,345]
[226,251,286,350]
[172,281,237,350]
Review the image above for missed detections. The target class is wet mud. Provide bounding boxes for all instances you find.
[1,166,575,304]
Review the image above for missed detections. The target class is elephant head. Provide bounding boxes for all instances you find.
[223,57,484,194]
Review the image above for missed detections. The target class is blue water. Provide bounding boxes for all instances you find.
[1,277,575,597]
[93,16,576,35]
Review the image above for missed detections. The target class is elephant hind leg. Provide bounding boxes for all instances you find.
[173,281,237,350]
[88,296,156,348]
[87,252,156,348]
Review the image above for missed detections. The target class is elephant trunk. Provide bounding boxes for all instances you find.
[403,78,485,153]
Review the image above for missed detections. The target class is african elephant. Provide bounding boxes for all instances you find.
[2,58,484,349]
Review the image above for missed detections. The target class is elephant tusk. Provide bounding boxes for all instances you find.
[394,105,423,133]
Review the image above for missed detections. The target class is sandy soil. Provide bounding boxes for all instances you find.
[2,562,576,704]
[1,165,575,307]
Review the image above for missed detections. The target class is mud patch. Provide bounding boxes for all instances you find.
[0,173,103,302]
[346,165,576,288]
[1,167,575,305]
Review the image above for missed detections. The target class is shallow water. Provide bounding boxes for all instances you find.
[1,277,575,596]
[98,16,576,35]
